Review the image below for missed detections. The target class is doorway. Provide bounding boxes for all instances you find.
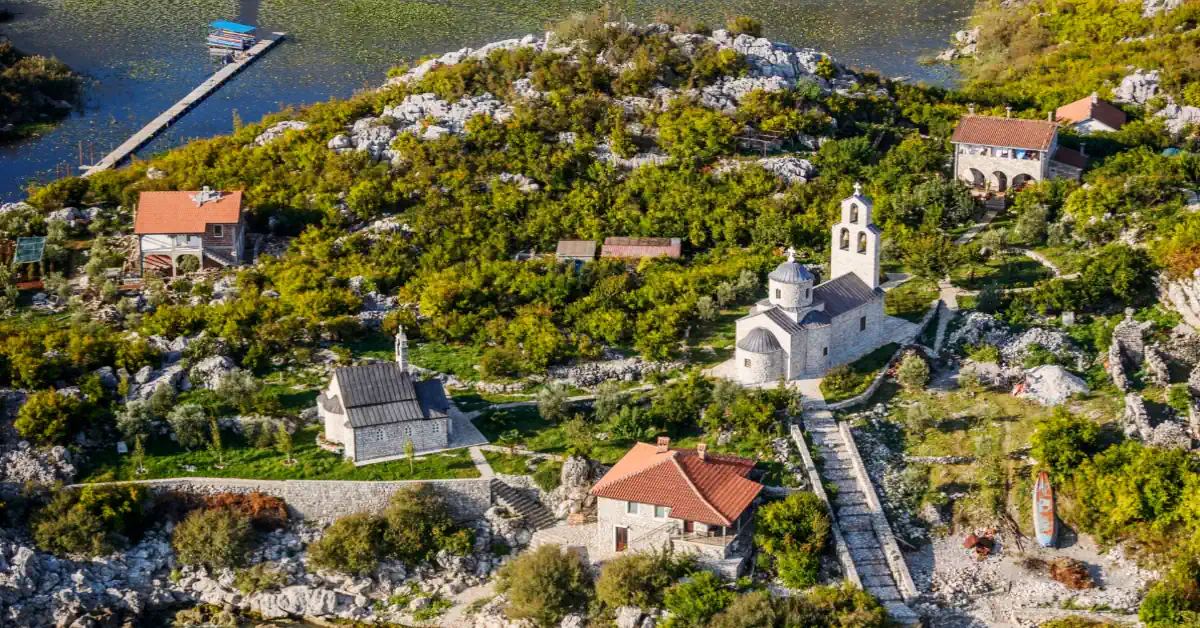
[683,520,694,534]
[615,526,628,552]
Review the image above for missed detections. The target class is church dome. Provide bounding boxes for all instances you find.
[768,260,813,285]
[737,327,783,354]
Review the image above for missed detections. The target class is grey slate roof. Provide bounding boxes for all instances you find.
[768,261,813,285]
[813,273,882,318]
[737,327,783,353]
[334,362,448,428]
[800,310,832,329]
[763,307,802,335]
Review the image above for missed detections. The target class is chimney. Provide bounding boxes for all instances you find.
[1048,110,1054,122]
[1091,91,1099,104]
[696,443,707,461]
[1005,106,1012,118]
[395,326,409,370]
[968,103,975,114]
[656,436,670,453]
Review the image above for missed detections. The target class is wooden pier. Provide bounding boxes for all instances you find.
[83,33,286,177]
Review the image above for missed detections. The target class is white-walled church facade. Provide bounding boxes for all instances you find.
[734,185,890,384]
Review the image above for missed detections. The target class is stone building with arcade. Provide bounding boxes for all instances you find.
[951,114,1087,193]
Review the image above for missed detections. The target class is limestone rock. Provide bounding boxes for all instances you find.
[1143,0,1184,18]
[1114,69,1160,105]
[1017,365,1089,406]
[1122,393,1153,441]
[1157,101,1200,135]
[615,606,645,628]
[254,121,310,146]
[188,356,236,389]
[0,443,75,485]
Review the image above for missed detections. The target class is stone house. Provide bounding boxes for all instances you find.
[589,438,763,577]
[318,329,457,464]
[1055,93,1127,134]
[951,114,1085,192]
[733,186,887,384]
[133,188,246,276]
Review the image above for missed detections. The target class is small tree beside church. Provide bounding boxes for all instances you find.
[897,353,930,391]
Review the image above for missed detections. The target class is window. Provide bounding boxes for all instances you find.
[213,225,224,238]
[743,358,751,368]
[404,426,413,438]
[432,422,440,433]
[775,288,781,299]
[849,203,859,223]
[627,501,638,514]
[654,505,668,518]
[174,235,190,247]
[860,316,867,331]
[823,347,828,356]
[805,288,810,299]
[362,427,385,443]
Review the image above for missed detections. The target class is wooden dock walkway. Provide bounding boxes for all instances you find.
[83,33,286,177]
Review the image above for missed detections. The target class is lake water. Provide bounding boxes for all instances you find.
[0,0,972,201]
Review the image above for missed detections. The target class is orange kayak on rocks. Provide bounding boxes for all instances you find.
[1034,471,1057,548]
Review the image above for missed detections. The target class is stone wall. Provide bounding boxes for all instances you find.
[955,150,1047,190]
[60,477,493,523]
[825,298,887,371]
[825,301,939,411]
[353,417,451,462]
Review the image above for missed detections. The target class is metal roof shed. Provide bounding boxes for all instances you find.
[209,20,256,34]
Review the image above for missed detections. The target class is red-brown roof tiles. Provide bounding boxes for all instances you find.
[1052,146,1088,169]
[1055,93,1126,131]
[589,442,762,526]
[134,190,243,235]
[951,115,1059,151]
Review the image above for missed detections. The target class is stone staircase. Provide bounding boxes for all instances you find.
[490,479,557,530]
[803,410,921,625]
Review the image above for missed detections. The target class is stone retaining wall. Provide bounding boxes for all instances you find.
[53,477,494,523]
[826,302,940,412]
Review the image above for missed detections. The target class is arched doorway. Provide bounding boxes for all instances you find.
[1012,174,1034,191]
[969,168,986,189]
[991,171,1008,192]
[174,254,201,277]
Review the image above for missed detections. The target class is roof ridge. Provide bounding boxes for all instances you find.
[669,456,731,526]
[591,445,679,492]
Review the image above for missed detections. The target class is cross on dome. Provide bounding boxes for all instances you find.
[785,246,796,262]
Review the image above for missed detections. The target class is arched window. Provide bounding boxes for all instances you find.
[775,288,781,299]
[849,203,859,224]
[839,228,850,251]
[857,232,868,254]
[805,288,810,299]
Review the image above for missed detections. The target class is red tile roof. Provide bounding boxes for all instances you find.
[589,442,762,526]
[1052,147,1088,169]
[601,237,682,259]
[134,190,243,235]
[951,115,1059,151]
[1055,93,1126,131]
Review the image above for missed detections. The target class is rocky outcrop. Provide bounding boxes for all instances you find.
[937,27,979,61]
[188,356,236,389]
[1143,0,1184,18]
[547,354,683,388]
[959,359,1022,390]
[0,442,75,485]
[486,505,535,549]
[254,120,310,146]
[719,156,816,184]
[1016,365,1089,406]
[1163,270,1200,329]
[1114,69,1160,106]
[543,455,601,519]
[1156,101,1200,135]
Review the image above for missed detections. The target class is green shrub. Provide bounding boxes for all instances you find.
[663,570,735,627]
[753,492,830,588]
[495,544,590,627]
[595,549,693,609]
[965,343,1000,363]
[1140,557,1200,627]
[532,459,563,493]
[308,513,387,575]
[33,485,147,557]
[383,484,473,566]
[15,389,83,445]
[235,564,287,594]
[1031,408,1100,478]
[896,353,930,391]
[168,404,209,449]
[725,16,763,38]
[173,508,254,569]
[709,583,889,628]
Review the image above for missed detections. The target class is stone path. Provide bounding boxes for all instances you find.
[468,446,494,478]
[953,208,999,246]
[930,207,1000,353]
[794,380,920,625]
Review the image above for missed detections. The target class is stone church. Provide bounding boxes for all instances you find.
[734,185,888,384]
[317,328,457,464]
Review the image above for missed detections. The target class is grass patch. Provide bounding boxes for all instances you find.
[819,343,898,403]
[885,278,938,322]
[1031,245,1089,276]
[344,331,482,381]
[682,309,743,368]
[483,450,535,475]
[79,425,480,482]
[950,253,1054,291]
[957,294,978,310]
[475,406,635,464]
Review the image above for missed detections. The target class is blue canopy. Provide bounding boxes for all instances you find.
[209,20,256,34]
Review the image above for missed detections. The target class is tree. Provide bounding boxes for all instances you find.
[405,438,415,475]
[383,485,473,565]
[116,398,154,443]
[538,382,571,424]
[593,380,624,422]
[498,429,523,456]
[596,549,692,610]
[33,485,147,557]
[754,492,830,588]
[663,570,736,628]
[655,103,738,165]
[1031,408,1099,478]
[695,295,716,321]
[215,369,262,414]
[495,545,590,627]
[132,435,147,475]
[15,389,82,445]
[172,508,253,569]
[209,417,225,467]
[725,15,763,37]
[276,424,294,464]
[896,353,930,391]
[168,404,209,450]
[307,512,387,574]
[563,415,595,457]
[900,228,960,279]
[1079,244,1155,307]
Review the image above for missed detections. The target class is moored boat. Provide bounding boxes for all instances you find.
[1033,470,1057,548]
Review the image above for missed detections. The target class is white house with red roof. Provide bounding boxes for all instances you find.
[588,437,763,575]
[1055,93,1127,135]
[133,188,246,276]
